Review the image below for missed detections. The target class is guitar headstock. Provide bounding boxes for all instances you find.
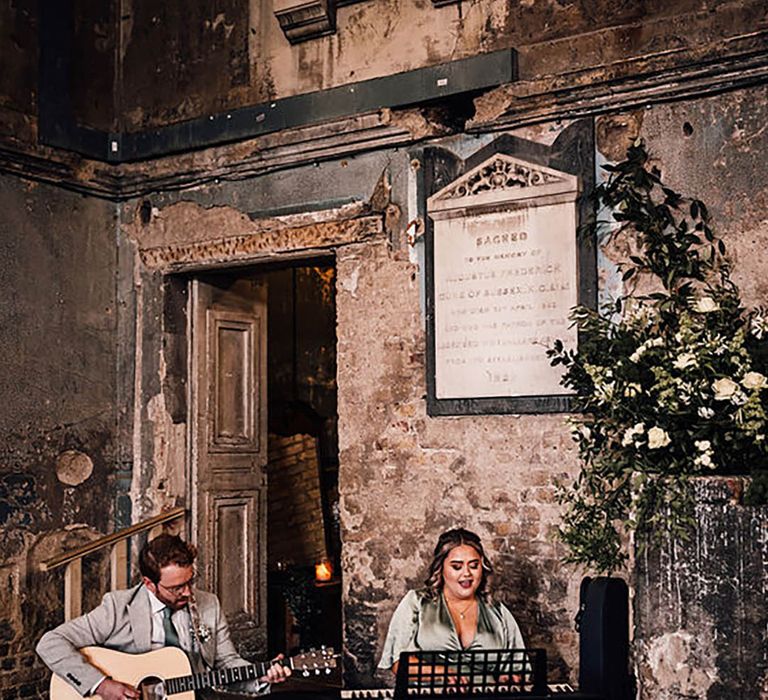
[291,647,338,676]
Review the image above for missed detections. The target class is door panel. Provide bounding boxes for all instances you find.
[210,312,260,453]
[191,276,267,655]
[210,492,259,619]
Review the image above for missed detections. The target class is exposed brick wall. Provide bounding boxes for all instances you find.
[336,239,581,686]
[267,433,328,570]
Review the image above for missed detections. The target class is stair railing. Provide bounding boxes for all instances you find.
[39,507,186,620]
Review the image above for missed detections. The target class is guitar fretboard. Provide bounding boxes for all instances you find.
[165,660,272,694]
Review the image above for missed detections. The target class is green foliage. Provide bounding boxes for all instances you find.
[548,141,768,573]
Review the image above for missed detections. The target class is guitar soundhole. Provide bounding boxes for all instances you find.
[138,676,167,700]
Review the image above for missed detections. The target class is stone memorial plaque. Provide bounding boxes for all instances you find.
[426,153,583,413]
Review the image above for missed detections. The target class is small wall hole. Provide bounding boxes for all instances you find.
[140,200,152,225]
[683,122,694,137]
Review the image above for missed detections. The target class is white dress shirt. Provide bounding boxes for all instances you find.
[146,586,193,652]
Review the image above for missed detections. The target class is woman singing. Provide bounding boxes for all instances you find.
[378,528,526,683]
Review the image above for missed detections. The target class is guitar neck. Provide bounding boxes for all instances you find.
[164,657,282,695]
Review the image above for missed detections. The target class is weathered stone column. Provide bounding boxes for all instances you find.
[633,476,768,699]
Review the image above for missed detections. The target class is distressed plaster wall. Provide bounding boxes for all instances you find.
[335,238,581,685]
[116,148,404,529]
[3,0,764,148]
[636,88,768,309]
[0,4,767,697]
[633,478,768,699]
[0,173,125,697]
[113,0,767,132]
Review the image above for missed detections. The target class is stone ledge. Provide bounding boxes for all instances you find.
[139,215,384,271]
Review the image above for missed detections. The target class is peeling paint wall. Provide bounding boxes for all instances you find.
[4,0,765,145]
[634,478,768,699]
[114,0,766,131]
[0,173,127,697]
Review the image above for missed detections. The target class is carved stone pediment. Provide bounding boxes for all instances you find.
[428,154,579,218]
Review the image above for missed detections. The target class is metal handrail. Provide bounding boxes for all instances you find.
[40,507,186,572]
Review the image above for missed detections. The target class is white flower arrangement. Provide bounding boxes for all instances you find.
[547,141,768,572]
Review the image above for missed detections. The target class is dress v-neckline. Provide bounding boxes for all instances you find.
[443,592,479,649]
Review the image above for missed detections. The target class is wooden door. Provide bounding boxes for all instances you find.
[190,275,267,655]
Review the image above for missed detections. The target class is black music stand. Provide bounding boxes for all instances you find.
[394,649,546,698]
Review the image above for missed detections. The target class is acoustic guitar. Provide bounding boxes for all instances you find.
[50,646,337,700]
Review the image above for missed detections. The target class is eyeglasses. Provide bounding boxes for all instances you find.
[158,574,196,596]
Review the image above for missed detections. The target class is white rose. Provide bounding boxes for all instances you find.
[674,353,697,370]
[694,440,711,452]
[693,297,719,313]
[712,377,739,401]
[742,372,768,390]
[647,426,671,449]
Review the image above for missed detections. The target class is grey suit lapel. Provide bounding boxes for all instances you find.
[194,593,216,668]
[127,585,152,652]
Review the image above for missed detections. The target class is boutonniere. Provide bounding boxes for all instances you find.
[194,622,212,644]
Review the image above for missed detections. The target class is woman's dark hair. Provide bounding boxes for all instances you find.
[423,528,494,599]
[139,534,197,584]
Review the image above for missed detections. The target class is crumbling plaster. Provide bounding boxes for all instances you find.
[637,89,768,307]
[0,174,124,697]
[108,0,768,134]
[116,150,404,524]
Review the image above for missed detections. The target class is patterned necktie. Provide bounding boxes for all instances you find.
[163,607,180,648]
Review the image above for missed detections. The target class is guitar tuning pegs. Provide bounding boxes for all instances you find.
[303,670,310,678]
[325,668,331,675]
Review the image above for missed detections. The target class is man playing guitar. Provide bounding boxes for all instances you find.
[37,534,291,699]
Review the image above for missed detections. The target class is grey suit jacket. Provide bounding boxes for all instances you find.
[36,583,267,697]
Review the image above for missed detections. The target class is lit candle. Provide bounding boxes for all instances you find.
[315,559,333,582]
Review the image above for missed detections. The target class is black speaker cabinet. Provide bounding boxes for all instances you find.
[577,576,634,700]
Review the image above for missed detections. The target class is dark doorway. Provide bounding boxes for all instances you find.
[264,260,341,660]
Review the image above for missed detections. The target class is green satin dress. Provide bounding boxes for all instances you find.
[377,589,526,678]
